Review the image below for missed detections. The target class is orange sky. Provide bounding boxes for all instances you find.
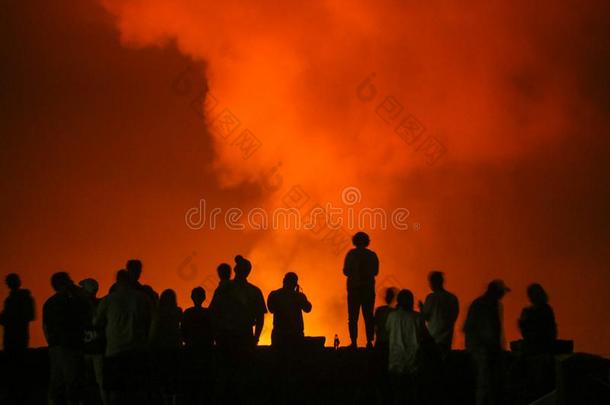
[2,0,610,354]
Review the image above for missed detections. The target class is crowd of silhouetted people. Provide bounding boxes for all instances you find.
[0,231,562,404]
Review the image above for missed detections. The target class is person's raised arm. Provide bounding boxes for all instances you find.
[300,292,312,313]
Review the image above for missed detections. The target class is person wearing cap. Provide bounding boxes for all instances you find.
[267,272,312,349]
[342,231,379,348]
[463,279,511,405]
[418,271,459,356]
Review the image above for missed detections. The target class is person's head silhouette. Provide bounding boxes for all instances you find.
[486,279,510,300]
[527,283,548,306]
[126,259,142,283]
[396,289,414,311]
[234,255,252,279]
[115,269,129,286]
[384,287,397,305]
[217,263,231,281]
[50,272,73,293]
[5,273,21,291]
[283,272,298,291]
[79,278,99,298]
[191,286,206,307]
[428,271,444,292]
[352,232,370,248]
[159,289,178,308]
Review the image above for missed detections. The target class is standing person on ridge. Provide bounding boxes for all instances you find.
[463,279,511,405]
[419,271,459,357]
[267,272,312,349]
[386,289,430,404]
[1,273,35,404]
[343,231,379,348]
[43,272,89,405]
[210,255,267,349]
[182,286,213,349]
[1,273,35,354]
[211,262,231,304]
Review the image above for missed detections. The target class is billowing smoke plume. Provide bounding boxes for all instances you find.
[100,0,610,346]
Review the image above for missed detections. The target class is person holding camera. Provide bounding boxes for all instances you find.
[267,272,312,349]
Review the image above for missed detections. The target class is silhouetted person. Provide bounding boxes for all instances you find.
[95,269,152,357]
[1,273,35,404]
[374,287,397,405]
[463,279,510,405]
[150,289,183,349]
[182,288,213,405]
[518,283,557,355]
[217,262,231,285]
[374,287,397,349]
[210,256,267,402]
[343,231,379,348]
[149,289,183,403]
[211,262,232,303]
[210,255,267,348]
[386,289,429,404]
[43,271,89,404]
[182,287,213,349]
[109,259,158,302]
[96,270,152,404]
[79,278,107,405]
[267,272,312,348]
[126,259,159,304]
[419,271,459,355]
[1,273,35,353]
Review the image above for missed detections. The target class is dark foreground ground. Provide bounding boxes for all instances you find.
[0,347,609,404]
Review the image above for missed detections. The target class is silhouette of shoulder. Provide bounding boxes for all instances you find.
[243,281,267,313]
[2,289,35,322]
[343,248,379,280]
[268,288,311,312]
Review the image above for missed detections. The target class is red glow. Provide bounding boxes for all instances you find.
[2,0,610,354]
